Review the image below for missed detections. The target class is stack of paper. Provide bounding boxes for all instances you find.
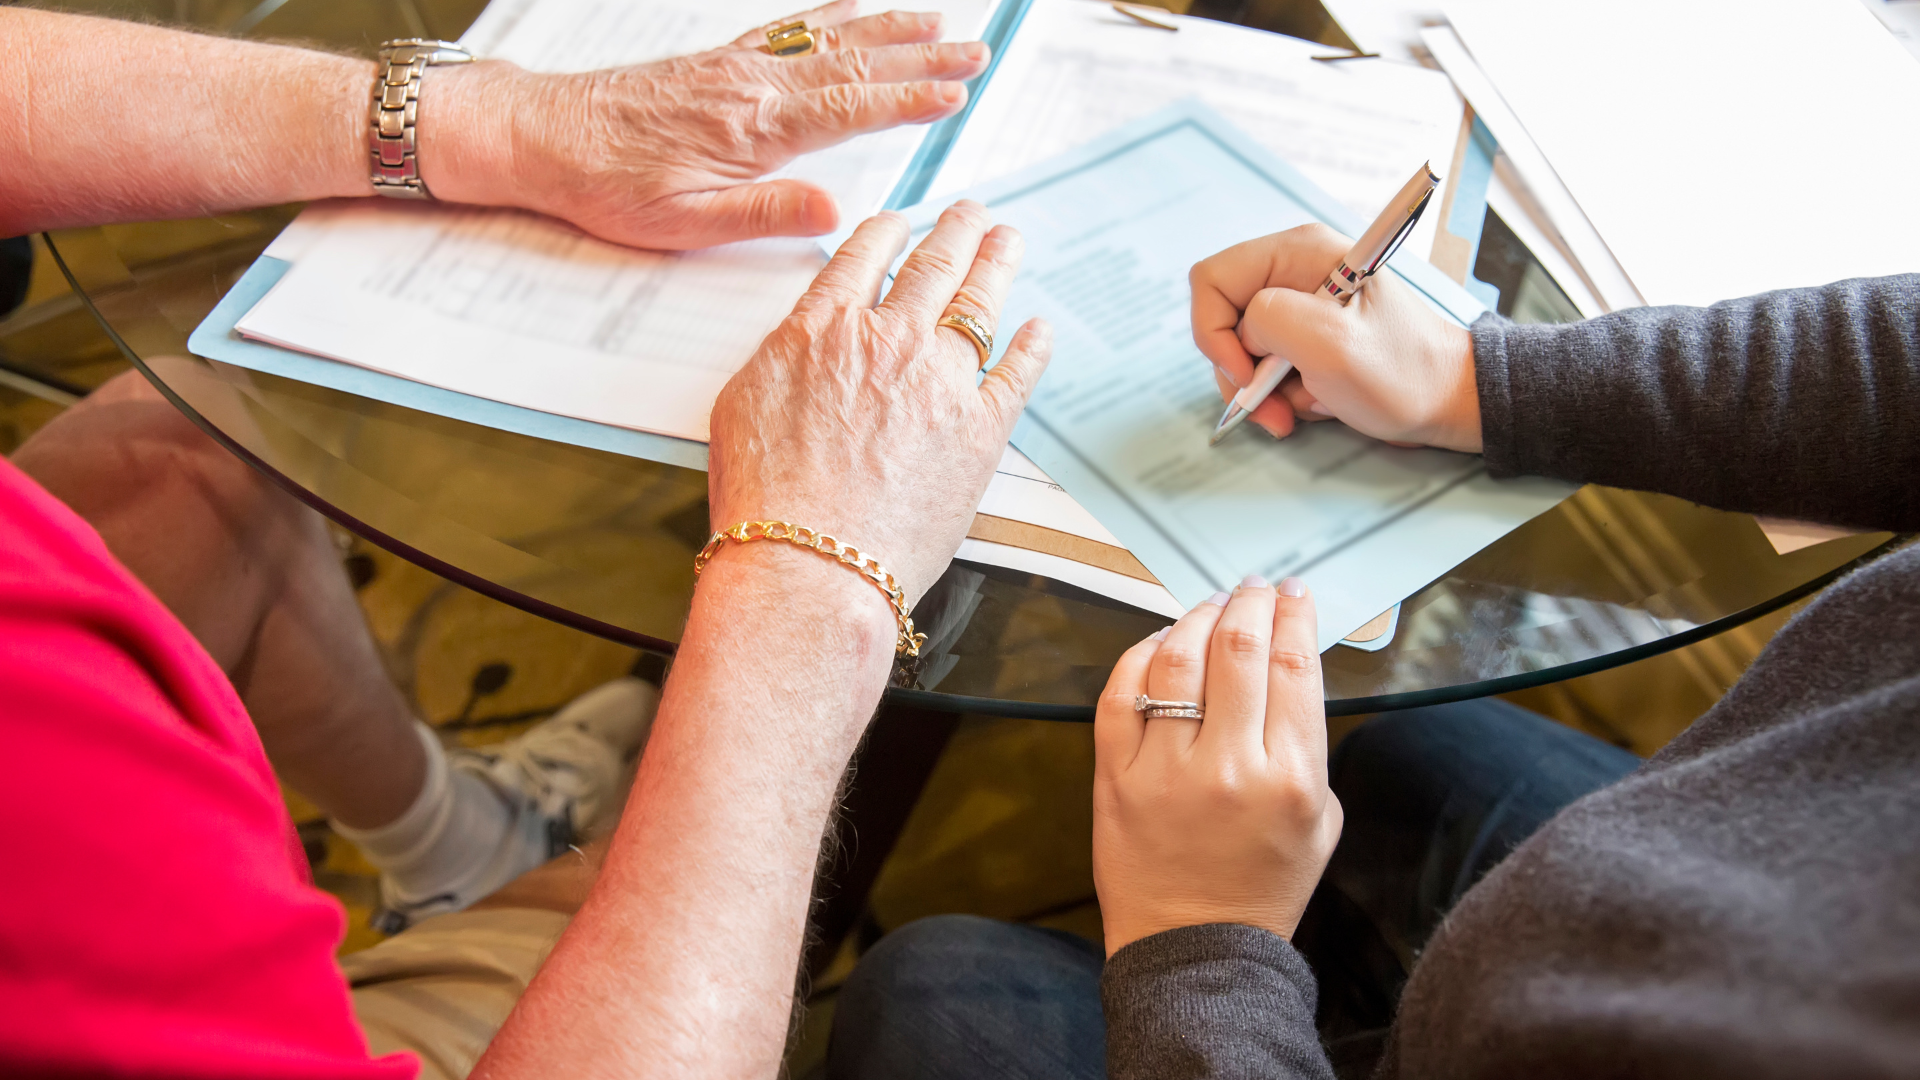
[1323,0,1920,315]
[209,0,1488,631]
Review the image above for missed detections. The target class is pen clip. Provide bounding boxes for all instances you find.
[1360,186,1436,278]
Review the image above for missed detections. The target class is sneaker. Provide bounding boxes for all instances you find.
[369,675,660,932]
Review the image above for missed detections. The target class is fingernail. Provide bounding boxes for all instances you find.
[1308,402,1334,417]
[1151,626,1171,641]
[964,41,988,62]
[1215,362,1242,390]
[940,82,967,105]
[1257,418,1284,439]
[1240,574,1268,589]
[1203,591,1231,607]
[1280,576,1306,598]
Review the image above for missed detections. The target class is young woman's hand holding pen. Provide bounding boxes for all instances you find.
[1189,222,1484,451]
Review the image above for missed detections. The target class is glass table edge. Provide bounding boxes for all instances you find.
[48,233,1903,723]
[918,533,1903,722]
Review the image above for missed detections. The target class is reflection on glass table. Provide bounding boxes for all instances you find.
[12,0,1899,722]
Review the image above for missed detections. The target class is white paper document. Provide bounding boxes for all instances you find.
[1419,24,1641,312]
[239,0,996,443]
[1443,0,1920,309]
[903,104,1574,649]
[930,0,1465,264]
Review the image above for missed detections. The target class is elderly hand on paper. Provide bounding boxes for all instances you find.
[428,1,988,250]
[705,201,1052,604]
[1093,577,1343,954]
[1191,223,1484,451]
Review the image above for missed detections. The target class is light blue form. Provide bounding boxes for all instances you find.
[898,102,1572,648]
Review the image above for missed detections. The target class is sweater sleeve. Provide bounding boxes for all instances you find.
[1473,274,1920,531]
[1100,923,1333,1080]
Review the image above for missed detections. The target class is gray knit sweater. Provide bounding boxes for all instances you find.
[1101,275,1920,1079]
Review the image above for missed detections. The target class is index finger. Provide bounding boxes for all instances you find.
[1189,224,1351,385]
[795,212,910,313]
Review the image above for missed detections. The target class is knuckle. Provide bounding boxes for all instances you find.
[1154,643,1206,678]
[1199,762,1252,805]
[1215,624,1267,661]
[822,83,865,126]
[835,48,873,83]
[1269,644,1319,677]
[1273,783,1320,824]
[1296,222,1350,252]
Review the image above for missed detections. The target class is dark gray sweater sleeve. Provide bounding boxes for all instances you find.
[1101,924,1333,1080]
[1473,274,1920,531]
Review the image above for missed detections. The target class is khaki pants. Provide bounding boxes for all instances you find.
[343,908,570,1080]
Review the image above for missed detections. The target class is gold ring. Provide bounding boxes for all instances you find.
[761,21,816,57]
[940,312,994,369]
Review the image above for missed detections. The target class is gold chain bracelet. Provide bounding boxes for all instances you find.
[694,521,927,658]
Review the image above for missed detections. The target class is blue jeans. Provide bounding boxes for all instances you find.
[827,698,1641,1080]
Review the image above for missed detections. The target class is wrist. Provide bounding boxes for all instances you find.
[414,59,539,208]
[693,538,901,678]
[1430,322,1484,453]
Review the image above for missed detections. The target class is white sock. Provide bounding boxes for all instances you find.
[332,721,514,909]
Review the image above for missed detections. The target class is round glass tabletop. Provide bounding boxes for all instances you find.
[25,1,1899,720]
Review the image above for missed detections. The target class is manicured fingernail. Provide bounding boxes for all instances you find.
[1279,576,1306,597]
[1151,626,1171,641]
[1257,419,1284,439]
[1240,574,1268,589]
[1215,362,1242,389]
[1308,402,1334,416]
[1203,591,1231,607]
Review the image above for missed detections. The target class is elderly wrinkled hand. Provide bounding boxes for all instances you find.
[429,1,988,250]
[1092,578,1343,955]
[705,201,1053,606]
[1189,223,1483,450]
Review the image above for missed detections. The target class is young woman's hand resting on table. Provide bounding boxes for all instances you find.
[1093,578,1344,954]
[423,0,989,251]
[1189,222,1485,451]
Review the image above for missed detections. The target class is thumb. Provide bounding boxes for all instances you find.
[636,180,840,249]
[978,317,1054,436]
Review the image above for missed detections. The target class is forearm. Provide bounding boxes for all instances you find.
[473,542,896,1079]
[1474,274,1920,531]
[0,9,381,233]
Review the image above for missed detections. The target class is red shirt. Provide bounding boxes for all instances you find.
[0,455,413,1078]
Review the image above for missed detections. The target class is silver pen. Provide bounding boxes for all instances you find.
[1210,162,1441,445]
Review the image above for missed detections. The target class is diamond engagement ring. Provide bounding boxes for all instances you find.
[1134,695,1204,720]
[939,312,994,368]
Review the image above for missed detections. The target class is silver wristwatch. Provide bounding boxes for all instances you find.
[369,38,474,200]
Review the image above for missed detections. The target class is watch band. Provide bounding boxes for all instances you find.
[369,38,474,200]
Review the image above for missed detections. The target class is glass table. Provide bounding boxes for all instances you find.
[35,203,1896,720]
[17,0,1899,722]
